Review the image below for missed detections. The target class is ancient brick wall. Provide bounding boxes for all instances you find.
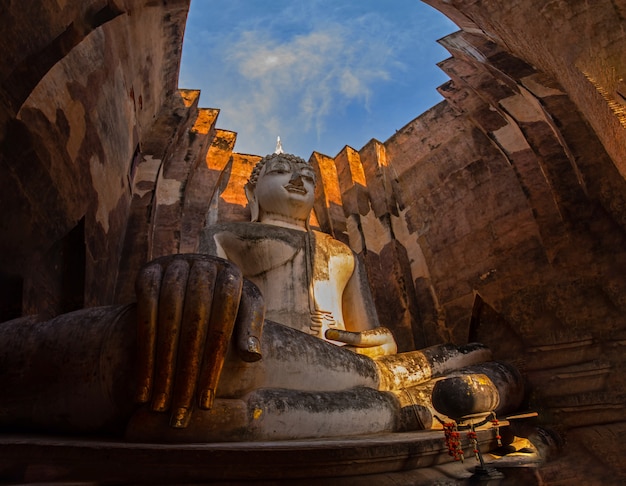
[423,0,626,178]
[387,33,626,434]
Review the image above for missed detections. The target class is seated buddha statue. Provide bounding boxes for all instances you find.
[0,152,524,442]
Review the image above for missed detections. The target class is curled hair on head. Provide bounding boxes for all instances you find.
[247,153,309,188]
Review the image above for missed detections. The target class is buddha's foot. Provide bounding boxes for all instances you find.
[431,361,524,421]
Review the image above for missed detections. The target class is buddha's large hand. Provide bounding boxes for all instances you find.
[325,327,398,357]
[133,254,265,428]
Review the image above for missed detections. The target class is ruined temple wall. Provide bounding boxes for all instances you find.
[384,102,543,344]
[384,30,626,341]
[0,1,191,317]
[379,29,626,435]
[423,0,626,180]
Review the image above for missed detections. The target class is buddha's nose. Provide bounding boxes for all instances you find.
[289,173,304,186]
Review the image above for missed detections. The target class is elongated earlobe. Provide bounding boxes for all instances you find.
[244,183,259,222]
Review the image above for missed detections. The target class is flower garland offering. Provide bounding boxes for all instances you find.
[443,422,464,462]
[467,426,480,462]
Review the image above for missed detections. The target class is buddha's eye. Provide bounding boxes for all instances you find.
[300,170,315,183]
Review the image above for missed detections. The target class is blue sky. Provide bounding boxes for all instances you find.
[179,1,457,158]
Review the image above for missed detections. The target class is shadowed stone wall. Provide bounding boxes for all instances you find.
[0,0,191,318]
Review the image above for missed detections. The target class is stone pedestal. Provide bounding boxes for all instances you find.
[0,425,515,484]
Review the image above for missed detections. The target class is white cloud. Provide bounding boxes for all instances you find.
[218,20,398,153]
[179,1,456,157]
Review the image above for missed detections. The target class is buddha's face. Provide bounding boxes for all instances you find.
[254,157,316,222]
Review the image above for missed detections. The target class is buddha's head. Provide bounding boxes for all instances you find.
[245,153,316,228]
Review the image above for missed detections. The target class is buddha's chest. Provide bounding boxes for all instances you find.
[211,227,354,335]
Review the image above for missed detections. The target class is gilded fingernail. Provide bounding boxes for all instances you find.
[151,392,169,412]
[247,336,261,355]
[170,407,190,428]
[136,385,150,403]
[199,389,215,409]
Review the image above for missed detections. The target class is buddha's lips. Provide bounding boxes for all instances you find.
[284,184,307,195]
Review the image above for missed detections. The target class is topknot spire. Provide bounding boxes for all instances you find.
[275,136,284,154]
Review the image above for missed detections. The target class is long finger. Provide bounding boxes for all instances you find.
[325,327,393,347]
[170,260,216,428]
[197,263,243,409]
[344,342,397,358]
[135,263,163,403]
[150,258,190,412]
[235,279,265,363]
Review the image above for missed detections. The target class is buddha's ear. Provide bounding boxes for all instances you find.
[244,183,259,222]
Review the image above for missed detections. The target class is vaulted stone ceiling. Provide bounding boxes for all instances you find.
[1,0,625,482]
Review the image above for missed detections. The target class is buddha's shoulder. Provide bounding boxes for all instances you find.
[311,230,354,257]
